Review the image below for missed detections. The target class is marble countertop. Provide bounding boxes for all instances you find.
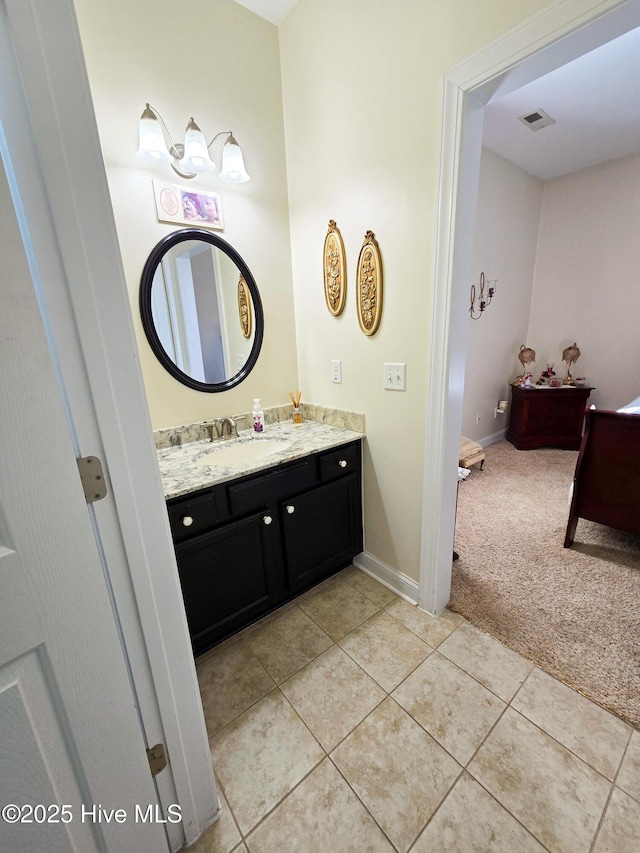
[157,420,364,500]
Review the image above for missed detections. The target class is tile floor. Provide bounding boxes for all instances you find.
[189,566,640,853]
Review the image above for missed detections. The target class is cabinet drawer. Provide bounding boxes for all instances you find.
[318,442,360,482]
[167,491,219,542]
[227,459,311,516]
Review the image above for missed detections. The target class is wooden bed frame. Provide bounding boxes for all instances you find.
[564,406,640,547]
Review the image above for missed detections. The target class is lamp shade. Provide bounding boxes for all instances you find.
[135,105,173,164]
[218,134,251,183]
[180,118,215,173]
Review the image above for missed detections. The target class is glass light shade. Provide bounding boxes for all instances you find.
[218,134,251,183]
[180,118,215,173]
[135,106,173,164]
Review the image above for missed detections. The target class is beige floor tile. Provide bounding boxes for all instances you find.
[340,566,399,607]
[512,667,631,780]
[197,640,275,735]
[438,621,533,701]
[384,598,462,647]
[339,611,432,692]
[245,605,333,683]
[592,786,640,853]
[186,784,241,853]
[299,578,379,640]
[468,708,611,853]
[210,690,324,835]
[617,729,640,802]
[412,772,546,852]
[246,758,394,852]
[331,698,460,852]
[392,651,505,764]
[280,645,385,751]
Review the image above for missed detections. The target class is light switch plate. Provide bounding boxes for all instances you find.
[384,363,406,391]
[331,360,342,383]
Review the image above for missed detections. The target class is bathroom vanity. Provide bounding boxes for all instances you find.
[158,422,363,656]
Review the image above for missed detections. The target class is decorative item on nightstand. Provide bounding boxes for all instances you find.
[536,364,556,385]
[514,344,536,386]
[561,342,581,385]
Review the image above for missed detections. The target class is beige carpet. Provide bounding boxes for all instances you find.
[451,440,640,729]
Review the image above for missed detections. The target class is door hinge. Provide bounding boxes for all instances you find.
[146,743,167,777]
[77,456,107,503]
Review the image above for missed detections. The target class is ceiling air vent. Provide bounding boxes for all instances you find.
[518,108,556,132]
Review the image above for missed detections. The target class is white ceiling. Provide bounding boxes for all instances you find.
[231,0,300,25]
[483,26,640,181]
[233,1,640,182]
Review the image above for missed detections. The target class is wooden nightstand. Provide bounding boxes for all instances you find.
[506,383,594,450]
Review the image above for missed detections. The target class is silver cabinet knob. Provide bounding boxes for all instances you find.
[338,460,347,468]
[263,515,273,525]
[182,516,194,527]
[286,505,295,514]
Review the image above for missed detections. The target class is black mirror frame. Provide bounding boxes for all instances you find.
[139,228,264,393]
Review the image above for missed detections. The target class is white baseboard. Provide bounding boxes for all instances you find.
[480,427,506,447]
[352,551,419,604]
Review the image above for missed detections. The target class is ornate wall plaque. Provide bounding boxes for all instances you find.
[323,219,347,316]
[238,274,253,339]
[356,230,383,336]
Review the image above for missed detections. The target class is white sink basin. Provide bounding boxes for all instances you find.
[196,439,291,468]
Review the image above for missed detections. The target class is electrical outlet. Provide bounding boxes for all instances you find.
[383,363,406,391]
[475,413,481,425]
[331,360,342,383]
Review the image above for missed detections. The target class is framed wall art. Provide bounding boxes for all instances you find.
[153,179,224,231]
[356,230,383,336]
[323,219,347,316]
[238,274,253,339]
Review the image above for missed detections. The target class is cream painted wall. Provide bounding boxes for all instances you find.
[74,0,553,585]
[279,0,547,581]
[73,0,298,429]
[462,148,543,442]
[528,153,640,410]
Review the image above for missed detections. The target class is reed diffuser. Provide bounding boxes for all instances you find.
[289,390,303,424]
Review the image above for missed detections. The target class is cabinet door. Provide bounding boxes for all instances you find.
[175,511,280,655]
[281,474,362,593]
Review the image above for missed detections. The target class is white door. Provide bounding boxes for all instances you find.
[0,155,169,851]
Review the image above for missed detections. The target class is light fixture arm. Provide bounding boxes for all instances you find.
[204,130,232,152]
[144,103,182,161]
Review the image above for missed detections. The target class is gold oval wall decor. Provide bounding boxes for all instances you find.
[356,230,383,336]
[238,274,253,339]
[323,219,347,316]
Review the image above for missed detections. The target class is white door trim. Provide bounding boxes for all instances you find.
[419,0,640,614]
[4,0,218,846]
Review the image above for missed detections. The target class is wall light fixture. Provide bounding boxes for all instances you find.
[469,272,497,320]
[135,103,250,183]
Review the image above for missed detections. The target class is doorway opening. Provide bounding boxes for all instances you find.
[419,0,640,615]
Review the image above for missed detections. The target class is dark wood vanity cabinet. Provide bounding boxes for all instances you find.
[166,440,363,656]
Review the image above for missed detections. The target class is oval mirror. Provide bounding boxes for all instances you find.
[139,229,263,392]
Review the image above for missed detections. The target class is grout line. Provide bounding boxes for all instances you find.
[199,569,637,851]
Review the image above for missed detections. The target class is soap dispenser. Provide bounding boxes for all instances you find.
[252,398,265,434]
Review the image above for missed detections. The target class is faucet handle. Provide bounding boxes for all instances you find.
[226,415,245,437]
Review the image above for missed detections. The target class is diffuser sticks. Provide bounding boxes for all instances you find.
[289,390,303,424]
